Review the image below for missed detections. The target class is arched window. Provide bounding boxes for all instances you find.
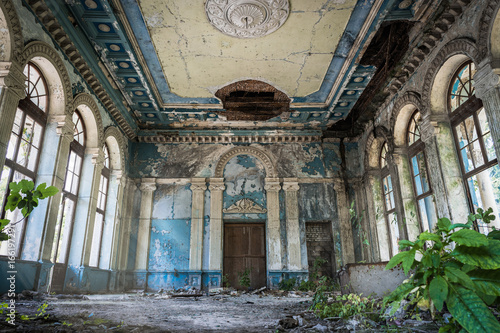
[380,142,399,256]
[89,144,109,267]
[448,60,499,233]
[407,111,437,232]
[51,111,85,264]
[0,63,48,257]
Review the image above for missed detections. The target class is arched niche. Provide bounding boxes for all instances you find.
[215,146,277,178]
[422,39,478,115]
[0,0,23,62]
[365,126,391,169]
[104,126,126,172]
[492,10,500,60]
[391,92,422,147]
[73,93,104,149]
[22,42,72,117]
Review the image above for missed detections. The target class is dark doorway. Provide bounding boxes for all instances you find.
[223,223,267,289]
[306,222,336,281]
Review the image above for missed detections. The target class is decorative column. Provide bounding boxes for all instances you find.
[0,61,25,173]
[352,178,372,262]
[283,178,302,271]
[102,170,124,270]
[264,178,282,271]
[135,178,156,270]
[392,147,420,242]
[81,149,105,267]
[332,178,355,265]
[475,61,500,164]
[426,115,469,223]
[208,178,225,272]
[189,178,207,271]
[365,171,386,261]
[420,114,452,220]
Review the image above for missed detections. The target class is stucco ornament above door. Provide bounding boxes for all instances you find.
[223,198,268,213]
[205,0,290,38]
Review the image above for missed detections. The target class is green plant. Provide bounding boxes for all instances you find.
[278,277,297,291]
[384,208,500,333]
[313,293,381,320]
[35,303,49,319]
[310,257,327,281]
[238,269,251,288]
[0,180,58,241]
[221,274,230,288]
[298,279,316,292]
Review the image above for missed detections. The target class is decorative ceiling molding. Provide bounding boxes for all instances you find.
[205,0,289,39]
[137,134,321,144]
[25,0,137,140]
[223,198,267,213]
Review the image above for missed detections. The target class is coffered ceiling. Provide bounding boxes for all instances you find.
[38,0,420,138]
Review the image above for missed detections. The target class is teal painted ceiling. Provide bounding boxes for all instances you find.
[37,0,418,137]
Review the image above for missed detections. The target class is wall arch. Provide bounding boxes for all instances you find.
[104,126,126,171]
[391,92,422,147]
[0,0,23,62]
[22,42,72,116]
[215,146,277,178]
[422,39,478,115]
[365,126,392,170]
[73,93,104,149]
[477,0,500,61]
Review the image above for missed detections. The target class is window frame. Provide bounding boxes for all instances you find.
[0,63,48,257]
[90,144,110,268]
[379,142,397,257]
[406,110,435,233]
[448,60,499,231]
[51,111,86,264]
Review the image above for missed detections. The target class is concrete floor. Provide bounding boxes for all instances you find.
[1,292,316,332]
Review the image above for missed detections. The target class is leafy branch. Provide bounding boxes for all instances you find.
[383,208,500,333]
[0,179,58,241]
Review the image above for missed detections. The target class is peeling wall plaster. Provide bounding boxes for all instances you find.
[130,142,344,178]
[223,154,266,220]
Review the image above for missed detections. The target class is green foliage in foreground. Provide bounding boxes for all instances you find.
[0,180,58,241]
[384,208,500,333]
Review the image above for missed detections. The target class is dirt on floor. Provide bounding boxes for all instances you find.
[0,290,325,333]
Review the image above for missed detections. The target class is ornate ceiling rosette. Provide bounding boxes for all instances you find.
[205,0,290,38]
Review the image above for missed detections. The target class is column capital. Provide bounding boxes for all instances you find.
[350,177,363,191]
[282,178,299,192]
[87,147,105,168]
[264,178,281,192]
[331,177,344,188]
[190,178,207,192]
[48,113,74,140]
[140,178,157,192]
[474,60,500,99]
[208,178,225,192]
[0,61,26,100]
[392,146,408,157]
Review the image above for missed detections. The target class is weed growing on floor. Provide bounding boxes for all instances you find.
[238,269,251,288]
[313,293,382,320]
[278,277,297,291]
[221,274,230,288]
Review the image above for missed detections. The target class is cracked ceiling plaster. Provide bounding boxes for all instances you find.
[53,0,417,136]
[139,0,356,99]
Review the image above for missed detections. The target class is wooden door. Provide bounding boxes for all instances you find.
[223,223,266,289]
[306,222,335,281]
